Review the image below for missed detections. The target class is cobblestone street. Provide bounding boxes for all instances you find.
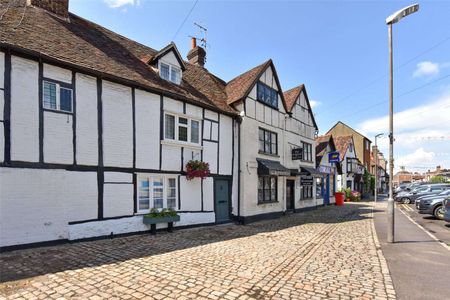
[0,203,395,299]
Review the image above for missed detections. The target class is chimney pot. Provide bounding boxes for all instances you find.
[191,37,197,49]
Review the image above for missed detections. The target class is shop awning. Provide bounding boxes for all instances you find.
[299,166,323,177]
[257,159,291,176]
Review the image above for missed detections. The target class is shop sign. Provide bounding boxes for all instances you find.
[318,165,333,174]
[292,148,303,160]
[328,151,340,163]
[301,176,314,185]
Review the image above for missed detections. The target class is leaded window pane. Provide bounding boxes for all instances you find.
[191,120,199,143]
[165,115,175,139]
[179,126,188,141]
[43,81,57,109]
[171,67,181,84]
[258,177,264,202]
[139,179,150,210]
[160,63,170,80]
[60,88,72,112]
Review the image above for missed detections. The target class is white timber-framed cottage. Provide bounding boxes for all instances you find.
[0,0,320,249]
[226,63,319,223]
[334,135,364,191]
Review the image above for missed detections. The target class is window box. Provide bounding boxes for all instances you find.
[143,208,180,234]
[186,160,210,180]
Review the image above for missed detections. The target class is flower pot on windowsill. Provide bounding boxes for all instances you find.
[186,160,210,180]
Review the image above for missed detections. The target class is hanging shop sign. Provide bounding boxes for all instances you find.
[292,148,303,160]
[328,151,340,163]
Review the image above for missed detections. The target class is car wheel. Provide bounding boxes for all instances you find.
[433,205,445,220]
[402,198,411,204]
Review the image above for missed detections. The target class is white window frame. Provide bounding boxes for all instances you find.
[137,175,178,214]
[159,61,182,85]
[43,80,73,113]
[163,112,201,146]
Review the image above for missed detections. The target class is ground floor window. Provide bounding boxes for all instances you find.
[138,175,177,212]
[258,176,277,203]
[316,177,323,198]
[301,185,313,199]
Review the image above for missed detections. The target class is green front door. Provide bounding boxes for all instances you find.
[214,179,230,223]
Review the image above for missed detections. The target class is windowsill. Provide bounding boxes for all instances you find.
[43,108,73,115]
[258,151,279,158]
[257,200,279,205]
[299,159,313,163]
[161,140,202,150]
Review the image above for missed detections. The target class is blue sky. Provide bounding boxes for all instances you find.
[71,0,450,173]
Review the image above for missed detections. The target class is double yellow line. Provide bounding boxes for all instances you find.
[400,204,415,212]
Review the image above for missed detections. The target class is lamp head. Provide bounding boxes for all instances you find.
[386,4,419,25]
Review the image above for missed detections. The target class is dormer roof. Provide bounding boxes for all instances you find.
[146,42,186,71]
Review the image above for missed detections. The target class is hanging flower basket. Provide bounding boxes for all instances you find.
[186,160,210,180]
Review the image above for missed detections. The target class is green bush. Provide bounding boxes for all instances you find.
[145,208,178,218]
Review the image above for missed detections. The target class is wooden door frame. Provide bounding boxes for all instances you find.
[286,179,295,211]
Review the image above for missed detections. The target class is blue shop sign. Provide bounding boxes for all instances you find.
[328,151,340,163]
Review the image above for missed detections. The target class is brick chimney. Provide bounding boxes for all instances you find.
[28,0,69,18]
[187,37,206,67]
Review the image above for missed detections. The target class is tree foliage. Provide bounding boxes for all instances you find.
[430,175,448,183]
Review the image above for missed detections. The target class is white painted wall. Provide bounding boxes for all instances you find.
[75,73,98,166]
[202,141,217,174]
[135,89,160,169]
[180,176,202,211]
[218,115,233,175]
[102,80,133,168]
[68,212,215,240]
[10,56,39,162]
[0,51,4,89]
[43,111,73,164]
[103,183,134,218]
[161,144,181,171]
[203,177,214,211]
[43,63,72,84]
[0,168,97,247]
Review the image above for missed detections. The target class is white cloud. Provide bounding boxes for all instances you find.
[310,100,321,109]
[104,0,140,8]
[412,61,450,78]
[357,89,450,173]
[395,148,435,170]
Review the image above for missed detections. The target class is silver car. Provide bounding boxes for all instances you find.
[396,184,450,204]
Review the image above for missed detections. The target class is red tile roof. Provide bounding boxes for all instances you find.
[225,60,271,105]
[0,2,235,114]
[334,135,353,162]
[283,84,318,129]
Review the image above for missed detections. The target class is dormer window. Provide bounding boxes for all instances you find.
[159,62,181,84]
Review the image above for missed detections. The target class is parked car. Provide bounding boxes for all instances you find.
[395,184,450,204]
[417,191,450,219]
[443,197,450,223]
[415,190,450,209]
[394,182,422,196]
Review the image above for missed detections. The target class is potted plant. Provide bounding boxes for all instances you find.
[143,208,180,234]
[186,160,210,180]
[335,188,345,206]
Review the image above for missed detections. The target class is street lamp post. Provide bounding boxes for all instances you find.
[385,4,419,243]
[374,133,384,203]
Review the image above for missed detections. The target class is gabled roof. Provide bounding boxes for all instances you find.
[315,134,342,173]
[334,135,353,162]
[0,1,236,114]
[326,121,372,143]
[147,42,186,71]
[283,84,318,130]
[225,59,289,112]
